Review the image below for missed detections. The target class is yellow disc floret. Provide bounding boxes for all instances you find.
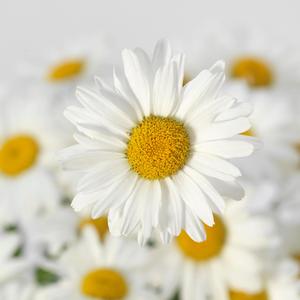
[126,115,190,180]
[47,59,85,81]
[176,215,226,261]
[0,135,39,176]
[79,216,109,241]
[229,289,268,300]
[231,57,273,87]
[81,268,128,299]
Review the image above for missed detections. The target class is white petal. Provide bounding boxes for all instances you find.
[77,159,129,194]
[91,172,138,219]
[187,156,236,182]
[152,61,178,116]
[122,49,151,116]
[152,39,172,71]
[76,87,134,130]
[195,140,254,158]
[195,117,251,142]
[173,172,214,226]
[192,152,241,178]
[113,68,144,121]
[183,166,226,214]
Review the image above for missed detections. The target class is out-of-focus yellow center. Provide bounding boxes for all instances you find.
[81,268,128,299]
[47,59,85,81]
[176,215,226,261]
[0,135,39,176]
[242,129,255,137]
[229,289,268,300]
[183,73,192,85]
[79,216,108,241]
[231,57,273,87]
[126,115,190,180]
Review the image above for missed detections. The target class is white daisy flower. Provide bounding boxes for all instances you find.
[229,258,300,300]
[181,26,300,91]
[38,227,159,300]
[155,186,279,300]
[22,207,78,257]
[235,90,299,180]
[0,232,60,300]
[0,91,66,226]
[60,39,256,245]
[18,36,113,91]
[246,173,300,259]
[265,258,300,300]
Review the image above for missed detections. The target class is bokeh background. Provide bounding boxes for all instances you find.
[1,0,300,80]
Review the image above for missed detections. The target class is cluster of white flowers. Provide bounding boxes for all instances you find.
[0,28,300,300]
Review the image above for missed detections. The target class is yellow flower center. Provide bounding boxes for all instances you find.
[47,59,85,81]
[79,216,108,241]
[0,135,39,176]
[176,215,226,261]
[126,115,190,180]
[229,289,268,300]
[242,129,255,137]
[81,268,128,299]
[231,57,273,87]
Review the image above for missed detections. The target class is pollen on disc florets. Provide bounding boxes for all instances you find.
[126,115,191,180]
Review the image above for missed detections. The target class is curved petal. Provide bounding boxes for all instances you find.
[122,49,152,116]
[172,171,214,226]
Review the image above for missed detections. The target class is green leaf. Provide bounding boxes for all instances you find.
[171,291,180,300]
[35,267,60,286]
[4,224,18,232]
[13,245,23,257]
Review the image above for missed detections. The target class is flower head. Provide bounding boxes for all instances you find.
[61,39,255,245]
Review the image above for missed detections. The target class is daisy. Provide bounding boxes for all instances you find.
[155,183,279,300]
[229,258,300,300]
[0,229,62,300]
[60,39,255,244]
[235,90,299,180]
[246,172,300,259]
[39,226,159,300]
[182,26,300,91]
[18,36,113,90]
[0,90,67,226]
[22,206,78,257]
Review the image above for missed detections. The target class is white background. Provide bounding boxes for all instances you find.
[1,0,299,80]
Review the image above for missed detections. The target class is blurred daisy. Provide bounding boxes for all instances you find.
[39,227,158,300]
[60,39,255,244]
[161,187,279,300]
[22,207,78,257]
[230,259,300,300]
[0,231,60,300]
[0,90,67,226]
[183,27,300,91]
[236,90,299,180]
[247,173,300,259]
[18,36,113,91]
